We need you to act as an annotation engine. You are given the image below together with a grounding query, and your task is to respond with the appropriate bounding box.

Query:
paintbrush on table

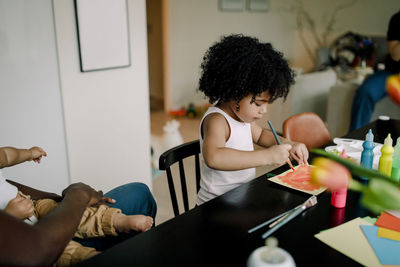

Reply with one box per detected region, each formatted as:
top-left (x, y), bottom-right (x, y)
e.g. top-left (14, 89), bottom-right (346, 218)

top-left (248, 208), bottom-right (295, 234)
top-left (267, 120), bottom-right (295, 171)
top-left (261, 195), bottom-right (317, 239)
top-left (248, 195), bottom-right (315, 233)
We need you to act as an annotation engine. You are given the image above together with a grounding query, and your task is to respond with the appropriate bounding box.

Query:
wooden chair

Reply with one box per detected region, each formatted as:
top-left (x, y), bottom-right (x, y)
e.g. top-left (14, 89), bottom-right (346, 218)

top-left (283, 112), bottom-right (332, 150)
top-left (158, 139), bottom-right (201, 217)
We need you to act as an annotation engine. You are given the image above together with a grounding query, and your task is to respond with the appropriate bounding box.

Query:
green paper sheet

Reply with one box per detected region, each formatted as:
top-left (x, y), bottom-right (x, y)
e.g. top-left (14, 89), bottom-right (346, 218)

top-left (363, 216), bottom-right (377, 225)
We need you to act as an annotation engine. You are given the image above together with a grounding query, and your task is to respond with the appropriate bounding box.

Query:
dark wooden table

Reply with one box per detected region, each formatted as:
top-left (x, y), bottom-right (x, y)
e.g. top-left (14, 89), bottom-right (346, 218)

top-left (78, 119), bottom-right (400, 267)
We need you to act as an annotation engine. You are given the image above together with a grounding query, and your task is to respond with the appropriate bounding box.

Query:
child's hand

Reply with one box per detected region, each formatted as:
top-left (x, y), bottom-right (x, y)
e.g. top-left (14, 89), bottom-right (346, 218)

top-left (265, 144), bottom-right (292, 165)
top-left (4, 196), bottom-right (35, 219)
top-left (29, 146), bottom-right (47, 163)
top-left (289, 142), bottom-right (309, 165)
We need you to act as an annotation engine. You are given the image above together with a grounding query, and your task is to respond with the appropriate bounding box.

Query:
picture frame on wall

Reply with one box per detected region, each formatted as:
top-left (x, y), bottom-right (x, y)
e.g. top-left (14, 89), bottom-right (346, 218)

top-left (247, 0), bottom-right (269, 12)
top-left (74, 0), bottom-right (131, 72)
top-left (218, 0), bottom-right (244, 12)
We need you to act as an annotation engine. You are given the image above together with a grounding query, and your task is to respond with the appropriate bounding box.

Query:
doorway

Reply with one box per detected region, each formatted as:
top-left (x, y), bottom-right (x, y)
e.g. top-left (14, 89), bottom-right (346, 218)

top-left (146, 0), bottom-right (168, 111)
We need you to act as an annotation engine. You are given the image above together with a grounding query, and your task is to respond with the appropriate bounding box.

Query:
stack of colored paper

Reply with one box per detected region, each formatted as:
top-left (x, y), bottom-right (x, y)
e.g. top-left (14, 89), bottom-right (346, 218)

top-left (360, 211), bottom-right (400, 265)
top-left (314, 212), bottom-right (400, 266)
top-left (375, 211), bottom-right (400, 241)
top-left (315, 218), bottom-right (381, 266)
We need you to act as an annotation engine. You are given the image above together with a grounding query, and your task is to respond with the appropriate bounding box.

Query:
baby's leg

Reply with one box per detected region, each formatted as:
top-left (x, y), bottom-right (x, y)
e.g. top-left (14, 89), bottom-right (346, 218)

top-left (34, 198), bottom-right (58, 218)
top-left (55, 240), bottom-right (99, 266)
top-left (75, 205), bottom-right (120, 238)
top-left (74, 205), bottom-right (153, 239)
top-left (113, 213), bottom-right (154, 233)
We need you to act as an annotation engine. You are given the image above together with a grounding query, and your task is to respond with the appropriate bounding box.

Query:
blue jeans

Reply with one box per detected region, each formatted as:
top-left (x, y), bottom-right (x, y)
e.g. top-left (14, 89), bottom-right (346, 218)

top-left (74, 182), bottom-right (157, 251)
top-left (349, 70), bottom-right (390, 132)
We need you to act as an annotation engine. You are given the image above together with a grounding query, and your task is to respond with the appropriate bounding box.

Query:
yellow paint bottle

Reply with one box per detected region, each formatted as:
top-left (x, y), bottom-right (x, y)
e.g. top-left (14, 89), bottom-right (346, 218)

top-left (378, 134), bottom-right (394, 176)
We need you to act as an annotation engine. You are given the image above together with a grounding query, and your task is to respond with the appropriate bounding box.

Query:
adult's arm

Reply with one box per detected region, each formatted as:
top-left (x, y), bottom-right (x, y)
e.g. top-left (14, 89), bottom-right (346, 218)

top-left (0, 183), bottom-right (104, 267)
top-left (6, 179), bottom-right (62, 201)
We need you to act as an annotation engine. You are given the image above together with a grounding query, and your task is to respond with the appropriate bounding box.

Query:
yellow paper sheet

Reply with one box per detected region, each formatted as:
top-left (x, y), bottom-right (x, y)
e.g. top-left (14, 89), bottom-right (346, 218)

top-left (377, 227), bottom-right (400, 241)
top-left (269, 165), bottom-right (326, 195)
top-left (315, 217), bottom-right (383, 266)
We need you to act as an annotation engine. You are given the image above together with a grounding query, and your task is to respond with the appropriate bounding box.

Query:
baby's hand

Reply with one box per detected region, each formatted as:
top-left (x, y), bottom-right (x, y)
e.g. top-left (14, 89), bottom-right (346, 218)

top-left (4, 196), bottom-right (35, 219)
top-left (266, 144), bottom-right (292, 165)
top-left (29, 146), bottom-right (47, 163)
top-left (289, 142), bottom-right (309, 165)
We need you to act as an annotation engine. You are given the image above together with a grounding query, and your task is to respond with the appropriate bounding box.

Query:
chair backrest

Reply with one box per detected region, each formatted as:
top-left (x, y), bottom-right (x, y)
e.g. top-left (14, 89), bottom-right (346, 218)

top-left (283, 112), bottom-right (332, 150)
top-left (158, 139), bottom-right (201, 217)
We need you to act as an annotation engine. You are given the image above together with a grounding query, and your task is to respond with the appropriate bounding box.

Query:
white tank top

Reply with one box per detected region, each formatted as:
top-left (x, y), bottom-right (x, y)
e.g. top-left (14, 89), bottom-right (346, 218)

top-left (197, 107), bottom-right (256, 205)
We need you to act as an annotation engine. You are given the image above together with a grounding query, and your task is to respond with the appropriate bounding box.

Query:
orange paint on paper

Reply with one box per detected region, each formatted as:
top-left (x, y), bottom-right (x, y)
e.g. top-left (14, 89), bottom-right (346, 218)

top-left (269, 165), bottom-right (326, 195)
top-left (278, 165), bottom-right (321, 191)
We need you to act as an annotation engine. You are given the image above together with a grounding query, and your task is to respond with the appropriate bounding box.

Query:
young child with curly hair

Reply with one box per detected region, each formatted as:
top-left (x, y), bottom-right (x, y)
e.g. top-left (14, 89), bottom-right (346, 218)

top-left (197, 34), bottom-right (309, 204)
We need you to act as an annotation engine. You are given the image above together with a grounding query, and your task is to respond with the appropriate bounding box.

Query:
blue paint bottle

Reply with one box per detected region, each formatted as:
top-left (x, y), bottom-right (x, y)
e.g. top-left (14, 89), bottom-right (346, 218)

top-left (360, 129), bottom-right (375, 181)
top-left (391, 137), bottom-right (400, 183)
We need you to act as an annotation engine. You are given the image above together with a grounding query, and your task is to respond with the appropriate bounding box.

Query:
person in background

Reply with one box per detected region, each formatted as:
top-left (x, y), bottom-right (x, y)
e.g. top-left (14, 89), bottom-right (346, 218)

top-left (349, 10), bottom-right (400, 131)
top-left (196, 34), bottom-right (309, 205)
top-left (0, 146), bottom-right (157, 266)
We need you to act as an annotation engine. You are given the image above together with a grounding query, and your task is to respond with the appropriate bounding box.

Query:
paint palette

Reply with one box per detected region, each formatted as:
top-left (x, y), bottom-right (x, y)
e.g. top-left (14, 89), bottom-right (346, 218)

top-left (325, 138), bottom-right (383, 169)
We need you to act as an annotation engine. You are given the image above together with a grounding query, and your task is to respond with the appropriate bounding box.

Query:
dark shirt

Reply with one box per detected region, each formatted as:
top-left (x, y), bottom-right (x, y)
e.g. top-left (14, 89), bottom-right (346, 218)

top-left (385, 11), bottom-right (400, 73)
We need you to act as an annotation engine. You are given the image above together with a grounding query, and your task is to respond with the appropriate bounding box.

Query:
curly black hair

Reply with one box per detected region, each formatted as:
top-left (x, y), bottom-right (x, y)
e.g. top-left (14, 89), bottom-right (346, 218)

top-left (198, 34), bottom-right (294, 104)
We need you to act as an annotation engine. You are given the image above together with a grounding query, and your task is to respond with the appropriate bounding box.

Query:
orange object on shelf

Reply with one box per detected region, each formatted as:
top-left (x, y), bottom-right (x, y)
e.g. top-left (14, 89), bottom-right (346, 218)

top-left (169, 109), bottom-right (186, 117)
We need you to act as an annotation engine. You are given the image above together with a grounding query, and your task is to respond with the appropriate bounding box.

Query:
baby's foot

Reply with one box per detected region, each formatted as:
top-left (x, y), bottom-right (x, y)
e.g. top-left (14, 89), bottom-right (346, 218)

top-left (114, 213), bottom-right (154, 233)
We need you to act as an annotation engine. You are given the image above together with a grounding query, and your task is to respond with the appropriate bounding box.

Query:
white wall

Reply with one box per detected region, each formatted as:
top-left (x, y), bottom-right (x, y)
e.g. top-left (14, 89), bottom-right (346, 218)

top-left (0, 0), bottom-right (70, 193)
top-left (53, 0), bottom-right (152, 192)
top-left (166, 0), bottom-right (399, 110)
top-left (0, 0), bottom-right (152, 194)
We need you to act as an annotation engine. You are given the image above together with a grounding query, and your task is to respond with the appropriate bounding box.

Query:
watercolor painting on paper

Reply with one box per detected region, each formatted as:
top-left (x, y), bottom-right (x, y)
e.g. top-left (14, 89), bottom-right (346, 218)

top-left (269, 165), bottom-right (326, 195)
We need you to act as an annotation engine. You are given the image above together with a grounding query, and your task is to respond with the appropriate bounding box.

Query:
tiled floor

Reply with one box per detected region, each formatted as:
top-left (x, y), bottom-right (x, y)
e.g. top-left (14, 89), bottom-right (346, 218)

top-left (150, 111), bottom-right (277, 225)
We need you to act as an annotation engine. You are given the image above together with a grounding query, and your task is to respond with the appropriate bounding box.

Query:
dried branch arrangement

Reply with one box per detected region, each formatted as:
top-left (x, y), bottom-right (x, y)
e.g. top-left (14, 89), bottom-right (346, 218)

top-left (290, 0), bottom-right (357, 63)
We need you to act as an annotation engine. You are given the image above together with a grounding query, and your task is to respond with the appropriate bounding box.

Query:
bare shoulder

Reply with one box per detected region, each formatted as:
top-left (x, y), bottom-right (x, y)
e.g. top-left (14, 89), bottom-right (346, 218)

top-left (203, 112), bottom-right (227, 126)
top-left (202, 112), bottom-right (230, 140)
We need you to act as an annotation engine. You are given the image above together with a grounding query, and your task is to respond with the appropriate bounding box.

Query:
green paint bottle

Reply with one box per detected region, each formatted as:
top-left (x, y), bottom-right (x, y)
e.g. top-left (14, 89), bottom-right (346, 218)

top-left (391, 137), bottom-right (400, 183)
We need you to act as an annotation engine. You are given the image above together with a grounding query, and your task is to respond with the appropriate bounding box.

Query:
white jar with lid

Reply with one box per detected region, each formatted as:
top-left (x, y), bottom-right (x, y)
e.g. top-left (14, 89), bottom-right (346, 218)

top-left (247, 237), bottom-right (295, 267)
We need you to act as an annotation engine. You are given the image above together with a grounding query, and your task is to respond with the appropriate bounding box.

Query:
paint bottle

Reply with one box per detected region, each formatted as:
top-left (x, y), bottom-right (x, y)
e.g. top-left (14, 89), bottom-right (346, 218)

top-left (331, 150), bottom-right (348, 208)
top-left (247, 237), bottom-right (295, 267)
top-left (391, 137), bottom-right (400, 183)
top-left (360, 129), bottom-right (375, 181)
top-left (378, 134), bottom-right (394, 176)
top-left (331, 188), bottom-right (347, 208)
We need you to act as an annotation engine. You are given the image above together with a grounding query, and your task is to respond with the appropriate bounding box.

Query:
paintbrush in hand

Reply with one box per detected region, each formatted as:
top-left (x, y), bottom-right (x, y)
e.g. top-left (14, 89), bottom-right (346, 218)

top-left (267, 120), bottom-right (295, 171)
